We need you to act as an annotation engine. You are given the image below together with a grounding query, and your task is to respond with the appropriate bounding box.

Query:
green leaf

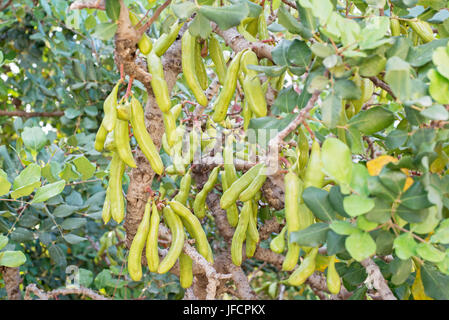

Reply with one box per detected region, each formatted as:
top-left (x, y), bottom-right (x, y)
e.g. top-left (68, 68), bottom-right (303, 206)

top-left (199, 2), bottom-right (249, 30)
top-left (0, 235), bottom-right (8, 250)
top-left (390, 258), bottom-right (412, 285)
top-left (321, 137), bottom-right (353, 191)
top-left (343, 195), bottom-right (375, 217)
top-left (290, 222), bottom-right (329, 247)
top-left (73, 156), bottom-right (96, 180)
top-left (359, 54), bottom-right (386, 77)
top-left (411, 206), bottom-right (440, 235)
top-left (272, 86), bottom-right (300, 113)
top-left (328, 185), bottom-right (351, 218)
top-left (407, 39), bottom-right (448, 67)
top-left (345, 230), bottom-right (376, 262)
top-left (421, 262), bottom-right (449, 300)
top-left (287, 39), bottom-right (311, 67)
top-left (385, 129), bottom-right (408, 149)
top-left (356, 215), bottom-right (378, 231)
top-left (246, 64), bottom-right (287, 77)
top-left (53, 204), bottom-right (79, 218)
top-left (63, 234), bottom-right (87, 245)
top-left (172, 2), bottom-right (197, 19)
top-left (334, 79), bottom-right (362, 100)
top-left (60, 218), bottom-right (87, 230)
top-left (0, 168), bottom-right (11, 196)
top-left (278, 5), bottom-right (311, 38)
top-left (271, 40), bottom-right (291, 66)
top-left (378, 167), bottom-right (407, 195)
top-left (373, 230), bottom-right (394, 255)
top-left (420, 105), bottom-right (449, 121)
top-left (348, 106), bottom-right (395, 135)
top-left (11, 163), bottom-right (41, 199)
top-left (393, 233), bottom-right (417, 260)
top-left (416, 242), bottom-right (445, 263)
top-left (431, 219), bottom-right (449, 244)
top-left (0, 250), bottom-right (26, 267)
top-left (365, 198), bottom-right (392, 224)
top-left (10, 227), bottom-right (34, 242)
top-left (330, 220), bottom-right (358, 235)
top-left (79, 268), bottom-right (94, 287)
top-left (399, 181), bottom-right (432, 210)
top-left (92, 22), bottom-right (118, 41)
top-left (302, 187), bottom-right (337, 222)
top-left (321, 92), bottom-right (342, 129)
top-left (105, 0), bottom-right (120, 21)
top-left (21, 127), bottom-right (47, 152)
top-left (428, 69), bottom-right (449, 104)
top-left (299, 0), bottom-right (333, 25)
top-left (32, 180), bottom-right (66, 203)
top-left (48, 244), bottom-right (66, 267)
top-left (432, 46), bottom-right (449, 80)
top-left (189, 12), bottom-right (212, 39)
top-left (326, 230), bottom-right (347, 255)
top-left (385, 56), bottom-right (412, 101)
top-left (350, 163), bottom-right (370, 197)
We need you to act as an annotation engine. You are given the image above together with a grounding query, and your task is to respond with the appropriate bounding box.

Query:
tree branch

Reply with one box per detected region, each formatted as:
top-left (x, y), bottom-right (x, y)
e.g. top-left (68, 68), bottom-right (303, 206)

top-left (0, 110), bottom-right (64, 117)
top-left (366, 76), bottom-right (396, 100)
top-left (360, 258), bottom-right (397, 300)
top-left (69, 0), bottom-right (105, 11)
top-left (24, 283), bottom-right (109, 300)
top-left (0, 266), bottom-right (21, 300)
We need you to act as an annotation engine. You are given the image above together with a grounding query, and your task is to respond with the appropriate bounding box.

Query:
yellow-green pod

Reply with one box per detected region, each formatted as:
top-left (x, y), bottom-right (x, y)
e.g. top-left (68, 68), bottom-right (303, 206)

top-left (270, 226), bottom-right (287, 254)
top-left (114, 119), bottom-right (137, 168)
top-left (220, 163), bottom-right (264, 210)
top-left (223, 135), bottom-right (238, 184)
top-left (303, 140), bottom-right (324, 188)
top-left (297, 126), bottom-right (309, 176)
top-left (390, 17), bottom-right (401, 37)
top-left (209, 34), bottom-right (227, 84)
top-left (146, 200), bottom-right (160, 272)
top-left (193, 166), bottom-right (220, 219)
top-left (246, 199), bottom-right (259, 243)
top-left (102, 188), bottom-right (111, 224)
top-left (221, 171), bottom-right (239, 228)
top-left (117, 100), bottom-right (131, 121)
top-left (282, 171), bottom-right (303, 271)
top-left (212, 50), bottom-right (245, 123)
top-left (326, 255), bottom-right (341, 294)
top-left (287, 247), bottom-right (318, 286)
top-left (195, 40), bottom-right (208, 90)
top-left (231, 200), bottom-right (252, 266)
top-left (130, 97), bottom-right (164, 175)
top-left (153, 21), bottom-right (184, 57)
top-left (181, 30), bottom-right (208, 106)
top-left (94, 124), bottom-right (108, 152)
top-left (104, 130), bottom-right (116, 151)
top-left (170, 103), bottom-right (183, 120)
top-left (147, 51), bottom-right (171, 113)
top-left (239, 165), bottom-right (267, 202)
top-left (162, 133), bottom-right (173, 156)
top-left (242, 75), bottom-right (267, 118)
top-left (245, 231), bottom-right (257, 258)
top-left (258, 10), bottom-right (269, 40)
top-left (163, 111), bottom-right (177, 147)
top-left (408, 20), bottom-right (434, 43)
top-left (103, 82), bottom-right (120, 132)
top-left (128, 198), bottom-right (152, 281)
top-left (242, 99), bottom-right (252, 130)
top-left (169, 200), bottom-right (213, 263)
top-left (179, 252), bottom-right (193, 288)
top-left (174, 168), bottom-right (192, 205)
top-left (109, 151), bottom-right (126, 223)
top-left (129, 10), bottom-right (153, 55)
top-left (158, 206), bottom-right (185, 274)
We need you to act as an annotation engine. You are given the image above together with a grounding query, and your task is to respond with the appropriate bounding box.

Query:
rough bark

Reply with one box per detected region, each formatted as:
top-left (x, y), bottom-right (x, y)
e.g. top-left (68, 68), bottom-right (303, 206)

top-left (1, 266), bottom-right (21, 300)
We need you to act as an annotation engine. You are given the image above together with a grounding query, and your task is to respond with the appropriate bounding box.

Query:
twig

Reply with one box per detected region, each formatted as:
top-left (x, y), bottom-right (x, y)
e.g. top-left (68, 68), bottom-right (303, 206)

top-left (136, 0), bottom-right (172, 37)
top-left (366, 76), bottom-right (396, 100)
